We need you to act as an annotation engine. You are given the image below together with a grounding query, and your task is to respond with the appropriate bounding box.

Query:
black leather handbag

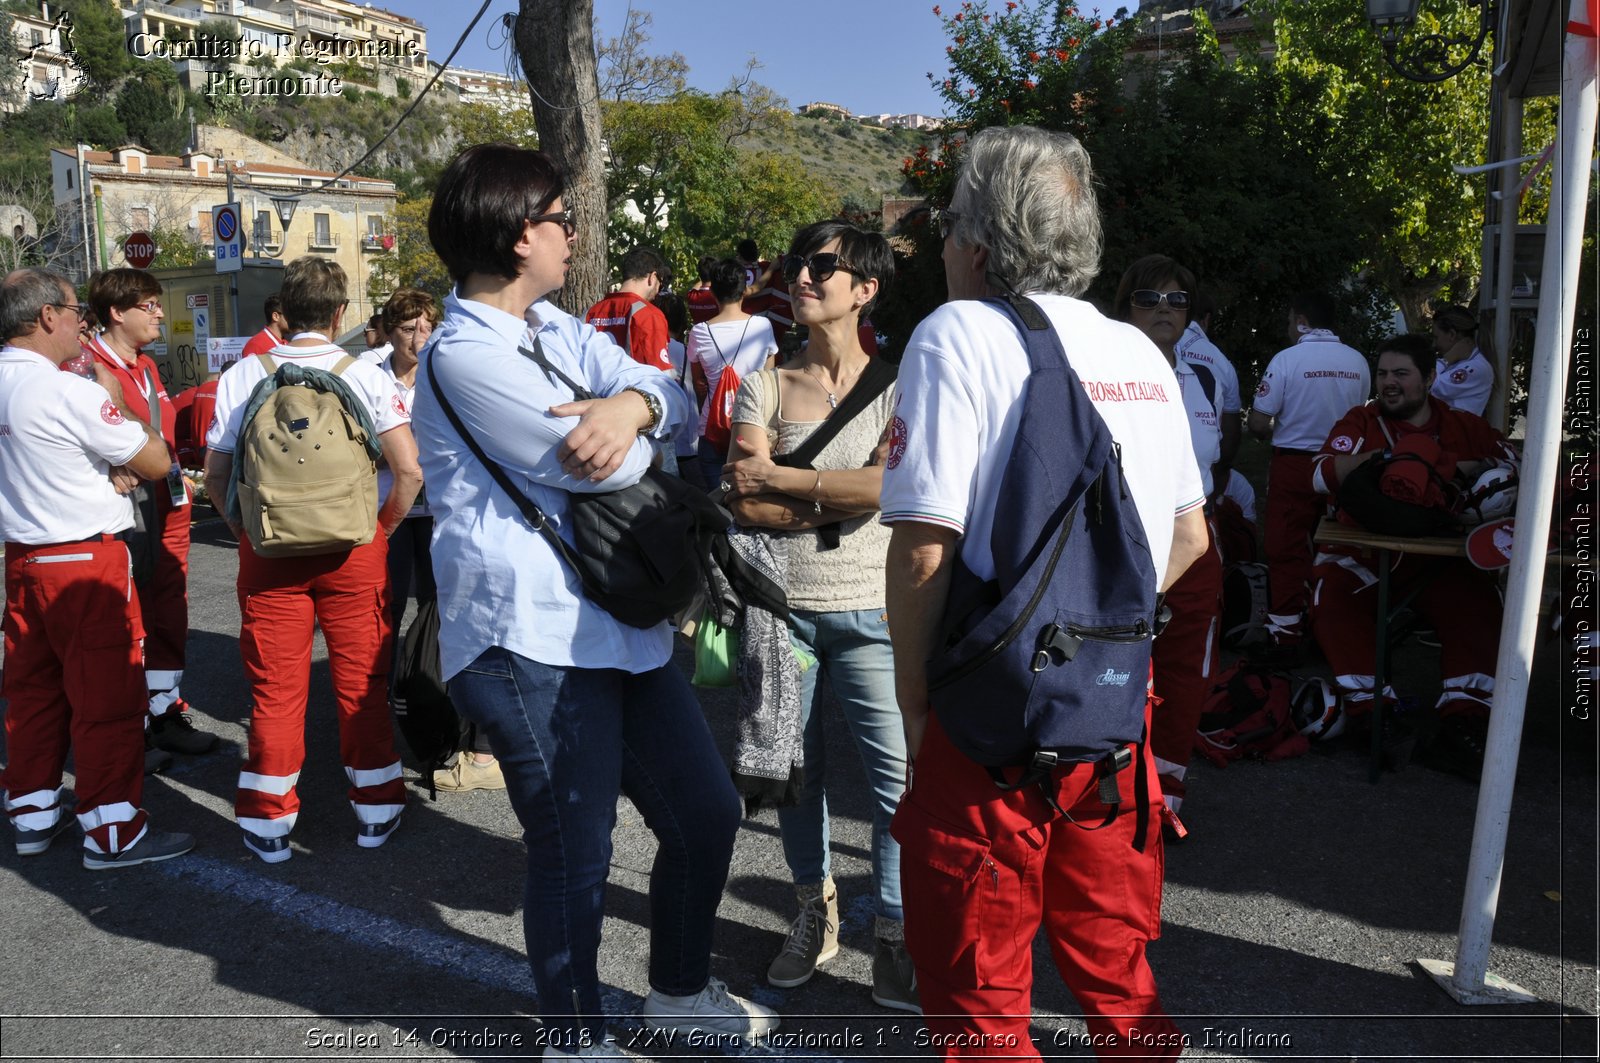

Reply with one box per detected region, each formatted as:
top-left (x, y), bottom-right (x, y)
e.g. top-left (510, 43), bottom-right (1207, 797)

top-left (426, 340), bottom-right (730, 629)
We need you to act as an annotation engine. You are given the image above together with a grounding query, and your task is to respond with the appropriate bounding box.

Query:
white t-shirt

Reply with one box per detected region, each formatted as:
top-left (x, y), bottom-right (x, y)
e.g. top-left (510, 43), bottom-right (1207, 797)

top-left (359, 343), bottom-right (392, 365)
top-left (1175, 357), bottom-right (1222, 498)
top-left (1176, 321), bottom-right (1241, 413)
top-left (1223, 468), bottom-right (1257, 522)
top-left (663, 337), bottom-right (700, 458)
top-left (206, 342), bottom-right (409, 454)
top-left (1431, 348), bottom-right (1494, 417)
top-left (375, 353), bottom-right (428, 517)
top-left (0, 346), bottom-right (147, 544)
top-left (686, 316), bottom-right (778, 434)
top-left (880, 296), bottom-right (1205, 590)
top-left (1252, 331), bottom-right (1370, 451)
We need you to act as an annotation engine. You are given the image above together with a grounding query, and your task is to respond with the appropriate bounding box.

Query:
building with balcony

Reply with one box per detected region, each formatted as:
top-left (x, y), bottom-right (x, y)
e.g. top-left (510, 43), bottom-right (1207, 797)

top-left (50, 125), bottom-right (396, 329)
top-left (798, 101), bottom-right (853, 120)
top-left (4, 1), bottom-right (88, 112)
top-left (438, 64), bottom-right (528, 112)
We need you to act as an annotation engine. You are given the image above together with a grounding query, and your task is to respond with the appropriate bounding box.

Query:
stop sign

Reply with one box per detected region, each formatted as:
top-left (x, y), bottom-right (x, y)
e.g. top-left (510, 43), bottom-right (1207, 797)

top-left (123, 231), bottom-right (156, 269)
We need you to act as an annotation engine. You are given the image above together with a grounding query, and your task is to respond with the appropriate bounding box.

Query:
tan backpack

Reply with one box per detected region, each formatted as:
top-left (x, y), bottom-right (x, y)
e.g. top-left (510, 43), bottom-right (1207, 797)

top-left (235, 354), bottom-right (378, 557)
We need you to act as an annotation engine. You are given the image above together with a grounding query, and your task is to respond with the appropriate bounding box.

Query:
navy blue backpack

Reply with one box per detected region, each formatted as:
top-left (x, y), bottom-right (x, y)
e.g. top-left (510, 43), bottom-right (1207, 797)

top-left (926, 294), bottom-right (1160, 835)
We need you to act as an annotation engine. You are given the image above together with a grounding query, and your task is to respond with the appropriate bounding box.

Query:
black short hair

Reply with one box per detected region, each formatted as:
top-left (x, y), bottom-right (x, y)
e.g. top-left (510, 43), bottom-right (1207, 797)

top-left (1377, 333), bottom-right (1436, 378)
top-left (429, 143), bottom-right (567, 283)
top-left (736, 238), bottom-right (759, 262)
top-left (787, 219), bottom-right (894, 320)
top-left (655, 292), bottom-right (688, 336)
top-left (696, 254), bottom-right (717, 282)
top-left (263, 294), bottom-right (281, 319)
top-left (1291, 291), bottom-right (1338, 330)
top-left (621, 247), bottom-right (670, 285)
top-left (710, 258), bottom-right (746, 305)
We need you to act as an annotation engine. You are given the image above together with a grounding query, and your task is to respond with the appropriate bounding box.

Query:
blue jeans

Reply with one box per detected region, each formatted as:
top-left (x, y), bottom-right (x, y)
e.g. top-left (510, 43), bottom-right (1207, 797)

top-left (448, 648), bottom-right (741, 1039)
top-left (776, 607), bottom-right (907, 922)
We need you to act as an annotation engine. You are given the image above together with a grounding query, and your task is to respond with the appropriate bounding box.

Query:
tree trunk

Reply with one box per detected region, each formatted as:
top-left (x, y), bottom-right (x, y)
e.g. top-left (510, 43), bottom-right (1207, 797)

top-left (516, 0), bottom-right (607, 314)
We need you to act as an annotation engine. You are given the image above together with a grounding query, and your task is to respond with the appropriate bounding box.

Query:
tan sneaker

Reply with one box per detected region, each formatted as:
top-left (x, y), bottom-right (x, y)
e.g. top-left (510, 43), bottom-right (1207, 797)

top-left (432, 756), bottom-right (505, 793)
top-left (766, 877), bottom-right (839, 988)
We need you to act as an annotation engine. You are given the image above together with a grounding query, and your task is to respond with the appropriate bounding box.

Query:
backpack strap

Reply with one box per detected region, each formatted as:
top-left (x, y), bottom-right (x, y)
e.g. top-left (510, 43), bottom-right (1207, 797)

top-left (330, 354), bottom-right (357, 378)
top-left (256, 353), bottom-right (278, 374)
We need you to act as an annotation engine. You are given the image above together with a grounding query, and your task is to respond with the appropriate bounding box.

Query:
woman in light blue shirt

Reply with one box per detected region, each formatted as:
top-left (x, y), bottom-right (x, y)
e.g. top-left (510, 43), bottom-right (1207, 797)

top-left (409, 144), bottom-right (777, 1059)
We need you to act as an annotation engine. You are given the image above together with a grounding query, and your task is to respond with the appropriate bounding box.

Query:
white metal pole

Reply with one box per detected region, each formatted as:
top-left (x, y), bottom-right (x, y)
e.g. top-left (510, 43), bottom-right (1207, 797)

top-left (1419, 0), bottom-right (1599, 1005)
top-left (1490, 98), bottom-right (1520, 432)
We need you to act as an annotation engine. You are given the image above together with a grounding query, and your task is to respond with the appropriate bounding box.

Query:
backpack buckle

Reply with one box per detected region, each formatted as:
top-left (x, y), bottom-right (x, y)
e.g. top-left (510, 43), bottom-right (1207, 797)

top-left (1032, 624), bottom-right (1083, 672)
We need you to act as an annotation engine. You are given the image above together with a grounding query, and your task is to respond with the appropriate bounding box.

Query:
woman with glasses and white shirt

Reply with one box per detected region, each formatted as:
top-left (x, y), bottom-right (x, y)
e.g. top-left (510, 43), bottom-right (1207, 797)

top-left (84, 268), bottom-right (217, 762)
top-left (719, 220), bottom-right (917, 1014)
top-left (410, 143), bottom-right (776, 1058)
top-left (686, 258), bottom-right (778, 482)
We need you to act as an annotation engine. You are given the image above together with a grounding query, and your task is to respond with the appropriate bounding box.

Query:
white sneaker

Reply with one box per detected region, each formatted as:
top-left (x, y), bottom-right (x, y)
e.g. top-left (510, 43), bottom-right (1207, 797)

top-left (640, 978), bottom-right (779, 1042)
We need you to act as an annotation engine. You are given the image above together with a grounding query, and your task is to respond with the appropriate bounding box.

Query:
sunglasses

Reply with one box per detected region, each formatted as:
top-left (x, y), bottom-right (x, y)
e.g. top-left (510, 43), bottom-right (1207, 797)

top-left (782, 252), bottom-right (859, 285)
top-left (528, 208), bottom-right (577, 238)
top-left (1129, 289), bottom-right (1191, 310)
top-left (930, 208), bottom-right (961, 240)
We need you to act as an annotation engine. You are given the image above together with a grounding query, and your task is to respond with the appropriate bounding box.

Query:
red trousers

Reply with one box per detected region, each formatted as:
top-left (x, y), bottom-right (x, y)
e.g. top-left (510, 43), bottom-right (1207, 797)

top-left (1263, 452), bottom-right (1323, 640)
top-left (1311, 553), bottom-right (1499, 715)
top-left (2, 538), bottom-right (149, 854)
top-left (234, 533), bottom-right (405, 839)
top-left (141, 484), bottom-right (191, 712)
top-left (894, 712), bottom-right (1182, 1061)
top-left (1150, 522), bottom-right (1223, 807)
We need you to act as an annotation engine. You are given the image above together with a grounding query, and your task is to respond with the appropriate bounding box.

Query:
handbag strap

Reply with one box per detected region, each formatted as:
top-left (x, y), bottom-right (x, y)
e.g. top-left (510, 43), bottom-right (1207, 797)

top-left (424, 350), bottom-right (590, 585)
top-left (777, 356), bottom-right (898, 470)
top-left (518, 335), bottom-right (595, 400)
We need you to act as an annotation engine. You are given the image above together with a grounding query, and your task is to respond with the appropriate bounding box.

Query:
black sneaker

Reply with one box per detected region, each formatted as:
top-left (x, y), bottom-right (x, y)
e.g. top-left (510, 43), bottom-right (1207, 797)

top-left (82, 830), bottom-right (194, 870)
top-left (1424, 716), bottom-right (1489, 782)
top-left (144, 732), bottom-right (173, 775)
top-left (150, 710), bottom-right (218, 756)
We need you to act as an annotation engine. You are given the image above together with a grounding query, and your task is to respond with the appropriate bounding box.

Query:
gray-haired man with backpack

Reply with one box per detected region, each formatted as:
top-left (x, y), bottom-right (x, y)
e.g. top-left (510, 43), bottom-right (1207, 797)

top-left (881, 126), bottom-right (1209, 1060)
top-left (204, 256), bottom-right (422, 864)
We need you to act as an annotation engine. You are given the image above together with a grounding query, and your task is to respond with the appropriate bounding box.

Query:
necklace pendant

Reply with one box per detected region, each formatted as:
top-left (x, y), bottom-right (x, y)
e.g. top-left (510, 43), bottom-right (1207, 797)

top-left (827, 392), bottom-right (838, 408)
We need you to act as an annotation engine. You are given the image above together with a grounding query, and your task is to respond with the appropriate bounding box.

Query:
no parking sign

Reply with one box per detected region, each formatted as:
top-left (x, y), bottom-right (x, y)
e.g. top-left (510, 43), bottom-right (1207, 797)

top-left (213, 202), bottom-right (243, 274)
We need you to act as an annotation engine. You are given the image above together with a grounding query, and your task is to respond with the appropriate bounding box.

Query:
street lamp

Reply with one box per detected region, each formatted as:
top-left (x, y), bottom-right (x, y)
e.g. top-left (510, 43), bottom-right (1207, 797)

top-left (1365, 0), bottom-right (1497, 82)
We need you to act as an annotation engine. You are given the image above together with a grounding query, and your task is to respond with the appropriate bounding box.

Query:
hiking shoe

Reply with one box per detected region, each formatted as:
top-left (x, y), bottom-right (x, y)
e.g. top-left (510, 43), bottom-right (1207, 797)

top-left (83, 830), bottom-right (194, 870)
top-left (640, 978), bottom-right (779, 1041)
top-left (150, 709), bottom-right (218, 755)
top-left (144, 731), bottom-right (173, 775)
top-left (766, 879), bottom-right (839, 988)
top-left (15, 814), bottom-right (72, 856)
top-left (356, 815), bottom-right (401, 849)
top-left (871, 932), bottom-right (921, 1014)
top-left (243, 830), bottom-right (292, 864)
top-left (433, 756), bottom-right (506, 793)
top-left (1424, 715), bottom-right (1489, 783)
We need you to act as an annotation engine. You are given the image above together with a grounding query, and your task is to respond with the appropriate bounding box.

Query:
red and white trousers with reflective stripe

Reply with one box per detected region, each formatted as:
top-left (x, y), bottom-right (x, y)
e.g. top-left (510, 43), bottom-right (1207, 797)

top-left (2, 537), bottom-right (149, 854)
top-left (233, 532), bottom-right (404, 838)
top-left (142, 483), bottom-right (192, 716)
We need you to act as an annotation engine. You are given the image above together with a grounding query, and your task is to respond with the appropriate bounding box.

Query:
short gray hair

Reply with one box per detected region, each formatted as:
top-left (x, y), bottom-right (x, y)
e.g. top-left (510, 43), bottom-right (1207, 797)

top-left (947, 125), bottom-right (1102, 297)
top-left (0, 268), bottom-right (71, 343)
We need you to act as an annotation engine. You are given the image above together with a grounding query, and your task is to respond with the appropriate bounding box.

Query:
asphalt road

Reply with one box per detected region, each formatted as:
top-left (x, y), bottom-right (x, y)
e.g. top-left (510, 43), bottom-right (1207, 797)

top-left (0, 513), bottom-right (1595, 1062)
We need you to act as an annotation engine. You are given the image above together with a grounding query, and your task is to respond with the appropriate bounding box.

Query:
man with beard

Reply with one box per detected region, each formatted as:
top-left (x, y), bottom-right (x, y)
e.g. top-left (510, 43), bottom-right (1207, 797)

top-left (1308, 334), bottom-right (1517, 781)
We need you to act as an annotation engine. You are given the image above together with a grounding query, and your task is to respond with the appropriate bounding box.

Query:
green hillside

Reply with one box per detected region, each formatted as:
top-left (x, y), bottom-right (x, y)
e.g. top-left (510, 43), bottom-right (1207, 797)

top-left (743, 115), bottom-right (931, 212)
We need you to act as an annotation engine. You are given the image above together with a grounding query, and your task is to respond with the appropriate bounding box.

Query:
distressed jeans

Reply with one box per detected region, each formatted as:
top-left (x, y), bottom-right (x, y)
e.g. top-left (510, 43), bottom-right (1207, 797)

top-left (448, 647), bottom-right (741, 1040)
top-left (776, 607), bottom-right (907, 921)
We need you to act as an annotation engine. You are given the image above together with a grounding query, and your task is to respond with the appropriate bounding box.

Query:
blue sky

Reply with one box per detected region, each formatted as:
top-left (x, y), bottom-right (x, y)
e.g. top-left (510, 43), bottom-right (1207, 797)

top-left (372, 1), bottom-right (1134, 117)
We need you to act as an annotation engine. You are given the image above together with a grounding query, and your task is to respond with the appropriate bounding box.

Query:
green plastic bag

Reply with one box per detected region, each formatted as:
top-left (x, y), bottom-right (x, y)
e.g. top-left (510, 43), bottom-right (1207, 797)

top-left (692, 612), bottom-right (737, 687)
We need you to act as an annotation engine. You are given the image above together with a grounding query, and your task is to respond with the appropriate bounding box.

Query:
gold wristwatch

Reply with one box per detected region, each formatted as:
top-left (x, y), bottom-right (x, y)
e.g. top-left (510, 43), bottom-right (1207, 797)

top-left (624, 386), bottom-right (662, 434)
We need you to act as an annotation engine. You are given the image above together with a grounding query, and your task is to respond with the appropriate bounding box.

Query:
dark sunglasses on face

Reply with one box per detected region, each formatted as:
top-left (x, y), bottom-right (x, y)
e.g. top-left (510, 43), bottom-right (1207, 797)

top-left (1130, 289), bottom-right (1191, 310)
top-left (528, 208), bottom-right (577, 238)
top-left (782, 252), bottom-right (859, 285)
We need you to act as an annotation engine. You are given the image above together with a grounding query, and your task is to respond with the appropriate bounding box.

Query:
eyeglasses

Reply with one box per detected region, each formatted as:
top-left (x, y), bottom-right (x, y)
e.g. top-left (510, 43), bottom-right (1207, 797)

top-left (782, 252), bottom-right (860, 285)
top-left (528, 208), bottom-right (577, 238)
top-left (1129, 289), bottom-right (1191, 311)
top-left (47, 302), bottom-right (87, 320)
top-left (930, 208), bottom-right (962, 240)
top-left (129, 300), bottom-right (162, 315)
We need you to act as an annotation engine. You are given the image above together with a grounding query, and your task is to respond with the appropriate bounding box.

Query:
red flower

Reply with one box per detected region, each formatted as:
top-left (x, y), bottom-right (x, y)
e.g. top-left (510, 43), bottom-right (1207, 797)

top-left (953, 11), bottom-right (963, 21)
top-left (943, 78), bottom-right (953, 89)
top-left (982, 13), bottom-right (990, 21)
top-left (1001, 98), bottom-right (1012, 110)
top-left (1029, 51), bottom-right (1041, 62)
top-left (1007, 1), bottom-right (1018, 9)
top-left (1055, 48), bottom-right (1069, 60)
top-left (955, 35), bottom-right (965, 43)
top-left (932, 4), bottom-right (940, 12)
top-left (1023, 79), bottom-right (1036, 90)
top-left (968, 87), bottom-right (976, 97)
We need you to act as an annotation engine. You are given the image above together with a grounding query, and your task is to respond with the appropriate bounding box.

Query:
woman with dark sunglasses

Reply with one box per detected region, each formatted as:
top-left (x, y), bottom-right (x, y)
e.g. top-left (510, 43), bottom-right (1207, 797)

top-left (719, 220), bottom-right (918, 1014)
top-left (1114, 255), bottom-right (1225, 836)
